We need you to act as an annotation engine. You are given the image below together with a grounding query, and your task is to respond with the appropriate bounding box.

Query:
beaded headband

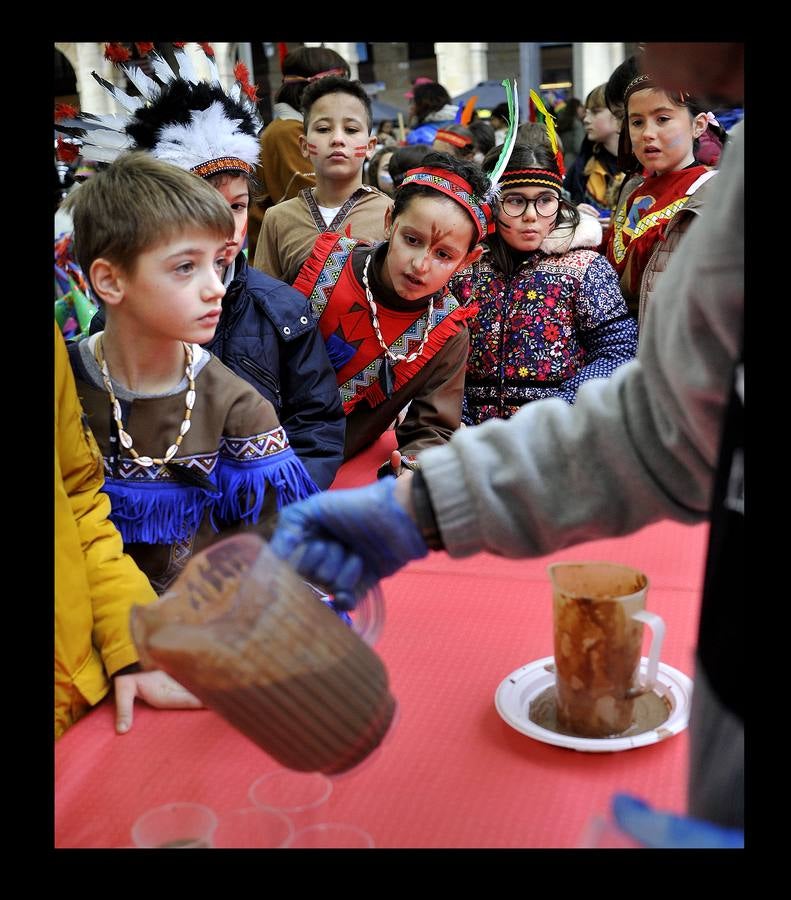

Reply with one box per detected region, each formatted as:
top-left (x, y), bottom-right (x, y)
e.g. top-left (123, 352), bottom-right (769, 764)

top-left (498, 167), bottom-right (563, 192)
top-left (282, 67), bottom-right (348, 84)
top-left (54, 43), bottom-right (263, 177)
top-left (624, 72), bottom-right (690, 107)
top-left (398, 166), bottom-right (495, 240)
top-left (434, 129), bottom-right (473, 149)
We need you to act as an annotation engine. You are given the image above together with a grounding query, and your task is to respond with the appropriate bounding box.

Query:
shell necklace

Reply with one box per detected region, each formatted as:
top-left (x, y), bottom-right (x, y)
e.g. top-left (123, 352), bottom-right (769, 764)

top-left (362, 251), bottom-right (435, 363)
top-left (94, 334), bottom-right (195, 467)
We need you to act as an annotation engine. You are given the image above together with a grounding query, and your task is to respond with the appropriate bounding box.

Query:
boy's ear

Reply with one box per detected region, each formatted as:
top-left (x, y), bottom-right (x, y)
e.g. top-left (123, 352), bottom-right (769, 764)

top-left (89, 258), bottom-right (125, 307)
top-left (384, 205), bottom-right (393, 238)
top-left (298, 133), bottom-right (311, 160)
top-left (365, 134), bottom-right (378, 158)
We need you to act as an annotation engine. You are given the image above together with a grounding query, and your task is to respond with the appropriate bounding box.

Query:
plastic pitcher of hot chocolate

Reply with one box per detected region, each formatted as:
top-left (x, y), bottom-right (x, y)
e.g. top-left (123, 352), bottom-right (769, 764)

top-left (130, 533), bottom-right (396, 775)
top-left (549, 562), bottom-right (666, 739)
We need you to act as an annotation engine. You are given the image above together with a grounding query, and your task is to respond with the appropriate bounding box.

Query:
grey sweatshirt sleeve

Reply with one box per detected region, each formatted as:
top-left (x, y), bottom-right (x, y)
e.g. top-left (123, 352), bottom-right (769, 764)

top-left (417, 126), bottom-right (744, 560)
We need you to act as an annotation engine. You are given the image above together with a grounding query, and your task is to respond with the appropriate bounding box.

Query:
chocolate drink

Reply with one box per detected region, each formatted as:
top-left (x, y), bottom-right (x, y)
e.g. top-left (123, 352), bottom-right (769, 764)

top-left (131, 535), bottom-right (396, 774)
top-left (553, 594), bottom-right (643, 738)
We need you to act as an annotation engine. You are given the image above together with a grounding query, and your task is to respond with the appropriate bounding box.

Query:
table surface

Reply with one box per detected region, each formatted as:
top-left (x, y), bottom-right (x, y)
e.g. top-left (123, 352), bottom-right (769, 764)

top-left (55, 431), bottom-right (708, 849)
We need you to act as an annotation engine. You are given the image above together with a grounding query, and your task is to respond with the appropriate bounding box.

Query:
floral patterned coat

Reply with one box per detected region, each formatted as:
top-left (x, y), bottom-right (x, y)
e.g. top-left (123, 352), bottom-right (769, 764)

top-left (451, 214), bottom-right (637, 425)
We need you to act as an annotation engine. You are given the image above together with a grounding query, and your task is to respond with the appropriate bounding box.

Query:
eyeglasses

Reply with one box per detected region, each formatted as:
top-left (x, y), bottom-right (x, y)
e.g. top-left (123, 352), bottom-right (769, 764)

top-left (500, 193), bottom-right (560, 218)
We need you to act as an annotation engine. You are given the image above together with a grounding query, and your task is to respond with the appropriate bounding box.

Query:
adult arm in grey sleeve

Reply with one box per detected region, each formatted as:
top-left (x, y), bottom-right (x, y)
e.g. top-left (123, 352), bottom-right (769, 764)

top-left (418, 127), bottom-right (744, 560)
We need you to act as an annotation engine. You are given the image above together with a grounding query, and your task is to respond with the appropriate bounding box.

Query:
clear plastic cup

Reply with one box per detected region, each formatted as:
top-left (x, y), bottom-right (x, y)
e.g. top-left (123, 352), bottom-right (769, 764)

top-left (249, 770), bottom-right (333, 830)
top-left (213, 807), bottom-right (294, 849)
top-left (285, 823), bottom-right (375, 849)
top-left (131, 802), bottom-right (218, 849)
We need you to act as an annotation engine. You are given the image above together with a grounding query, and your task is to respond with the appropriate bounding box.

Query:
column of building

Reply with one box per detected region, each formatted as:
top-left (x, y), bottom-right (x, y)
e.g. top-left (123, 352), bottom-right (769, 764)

top-left (573, 42), bottom-right (626, 102)
top-left (434, 42), bottom-right (488, 97)
top-left (56, 42), bottom-right (126, 115)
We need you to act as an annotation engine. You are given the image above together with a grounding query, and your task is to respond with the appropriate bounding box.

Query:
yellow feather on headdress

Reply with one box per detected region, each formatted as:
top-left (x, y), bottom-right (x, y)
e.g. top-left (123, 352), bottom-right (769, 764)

top-left (529, 89), bottom-right (565, 177)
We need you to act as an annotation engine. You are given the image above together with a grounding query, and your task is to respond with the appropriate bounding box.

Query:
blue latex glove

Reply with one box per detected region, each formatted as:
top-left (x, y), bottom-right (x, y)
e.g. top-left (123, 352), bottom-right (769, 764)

top-left (270, 477), bottom-right (428, 611)
top-left (612, 794), bottom-right (744, 849)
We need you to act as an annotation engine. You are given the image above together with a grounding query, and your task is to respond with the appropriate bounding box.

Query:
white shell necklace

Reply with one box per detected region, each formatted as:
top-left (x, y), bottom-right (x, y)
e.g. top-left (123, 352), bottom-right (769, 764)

top-left (94, 334), bottom-right (195, 467)
top-left (362, 251), bottom-right (435, 363)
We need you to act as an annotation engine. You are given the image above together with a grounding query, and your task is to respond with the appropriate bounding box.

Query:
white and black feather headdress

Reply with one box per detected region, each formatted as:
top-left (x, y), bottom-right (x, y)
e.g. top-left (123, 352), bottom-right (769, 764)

top-left (55, 42), bottom-right (263, 179)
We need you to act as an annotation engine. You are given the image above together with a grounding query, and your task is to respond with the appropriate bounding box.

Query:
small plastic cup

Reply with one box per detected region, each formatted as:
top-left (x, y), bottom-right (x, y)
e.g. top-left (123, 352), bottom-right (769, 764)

top-left (213, 807), bottom-right (294, 849)
top-left (131, 802), bottom-right (218, 849)
top-left (249, 770), bottom-right (333, 830)
top-left (285, 823), bottom-right (375, 849)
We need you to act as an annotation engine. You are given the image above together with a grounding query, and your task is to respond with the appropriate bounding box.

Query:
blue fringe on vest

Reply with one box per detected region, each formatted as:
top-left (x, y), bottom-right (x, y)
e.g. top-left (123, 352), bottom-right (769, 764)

top-left (102, 477), bottom-right (219, 545)
top-left (210, 448), bottom-right (319, 529)
top-left (102, 449), bottom-right (317, 546)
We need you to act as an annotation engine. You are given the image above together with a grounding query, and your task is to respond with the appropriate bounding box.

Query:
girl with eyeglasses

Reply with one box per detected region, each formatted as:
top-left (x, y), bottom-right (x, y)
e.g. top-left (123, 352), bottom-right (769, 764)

top-left (450, 141), bottom-right (638, 425)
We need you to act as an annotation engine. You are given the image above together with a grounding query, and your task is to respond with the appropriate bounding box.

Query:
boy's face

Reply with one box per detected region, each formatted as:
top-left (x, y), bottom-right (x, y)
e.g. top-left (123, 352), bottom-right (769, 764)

top-left (381, 196), bottom-right (481, 302)
top-left (97, 229), bottom-right (228, 344)
top-left (299, 92), bottom-right (377, 181)
top-left (213, 174), bottom-right (249, 265)
top-left (583, 104), bottom-right (620, 144)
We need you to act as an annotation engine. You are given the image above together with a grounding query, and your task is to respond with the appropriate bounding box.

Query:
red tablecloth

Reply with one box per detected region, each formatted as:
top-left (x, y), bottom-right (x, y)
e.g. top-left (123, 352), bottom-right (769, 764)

top-left (55, 432), bottom-right (708, 848)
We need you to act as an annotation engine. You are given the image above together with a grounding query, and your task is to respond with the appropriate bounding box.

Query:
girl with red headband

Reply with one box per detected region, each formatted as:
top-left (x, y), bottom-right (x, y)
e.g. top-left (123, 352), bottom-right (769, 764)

top-left (451, 141), bottom-right (638, 425)
top-left (292, 152), bottom-right (491, 477)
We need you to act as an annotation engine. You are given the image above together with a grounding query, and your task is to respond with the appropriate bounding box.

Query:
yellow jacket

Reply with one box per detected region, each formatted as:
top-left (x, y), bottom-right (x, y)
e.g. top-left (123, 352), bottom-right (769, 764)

top-left (54, 324), bottom-right (156, 738)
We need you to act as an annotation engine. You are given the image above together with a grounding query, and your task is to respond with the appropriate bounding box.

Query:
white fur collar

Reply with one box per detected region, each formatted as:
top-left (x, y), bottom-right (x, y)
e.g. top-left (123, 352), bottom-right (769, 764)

top-left (540, 213), bottom-right (602, 255)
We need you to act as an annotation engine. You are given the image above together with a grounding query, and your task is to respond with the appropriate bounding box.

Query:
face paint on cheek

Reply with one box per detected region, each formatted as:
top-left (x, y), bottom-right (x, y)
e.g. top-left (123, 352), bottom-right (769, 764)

top-left (307, 143), bottom-right (319, 155)
top-left (354, 146), bottom-right (369, 158)
top-left (241, 221), bottom-right (248, 238)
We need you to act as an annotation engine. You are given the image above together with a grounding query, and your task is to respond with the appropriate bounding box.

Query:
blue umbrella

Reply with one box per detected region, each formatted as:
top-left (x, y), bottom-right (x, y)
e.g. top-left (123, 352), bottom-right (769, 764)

top-left (370, 98), bottom-right (405, 126)
top-left (452, 80), bottom-right (508, 112)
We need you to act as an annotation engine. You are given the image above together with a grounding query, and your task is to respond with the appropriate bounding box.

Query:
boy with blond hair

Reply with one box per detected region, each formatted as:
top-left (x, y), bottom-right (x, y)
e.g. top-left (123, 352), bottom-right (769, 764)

top-left (254, 76), bottom-right (391, 284)
top-left (65, 152), bottom-right (317, 593)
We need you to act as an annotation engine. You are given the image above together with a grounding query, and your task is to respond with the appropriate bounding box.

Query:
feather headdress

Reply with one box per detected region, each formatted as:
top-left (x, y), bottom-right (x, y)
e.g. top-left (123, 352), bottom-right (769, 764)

top-left (529, 88), bottom-right (565, 177)
top-left (483, 79), bottom-right (519, 201)
top-left (55, 43), bottom-right (264, 178)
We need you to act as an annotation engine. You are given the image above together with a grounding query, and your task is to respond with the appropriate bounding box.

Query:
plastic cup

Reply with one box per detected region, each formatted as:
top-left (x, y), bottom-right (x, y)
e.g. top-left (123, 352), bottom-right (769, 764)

top-left (249, 770), bottom-right (333, 830)
top-left (285, 823), bottom-right (375, 849)
top-left (131, 802), bottom-right (218, 849)
top-left (213, 807), bottom-right (294, 849)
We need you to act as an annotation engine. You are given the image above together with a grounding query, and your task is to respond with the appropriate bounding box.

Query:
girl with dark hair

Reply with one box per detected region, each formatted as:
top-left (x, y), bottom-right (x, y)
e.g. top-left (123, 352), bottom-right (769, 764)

top-left (606, 73), bottom-right (727, 330)
top-left (406, 82), bottom-right (459, 145)
top-left (451, 141), bottom-right (637, 425)
top-left (247, 46), bottom-right (350, 257)
top-left (292, 152), bottom-right (492, 476)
